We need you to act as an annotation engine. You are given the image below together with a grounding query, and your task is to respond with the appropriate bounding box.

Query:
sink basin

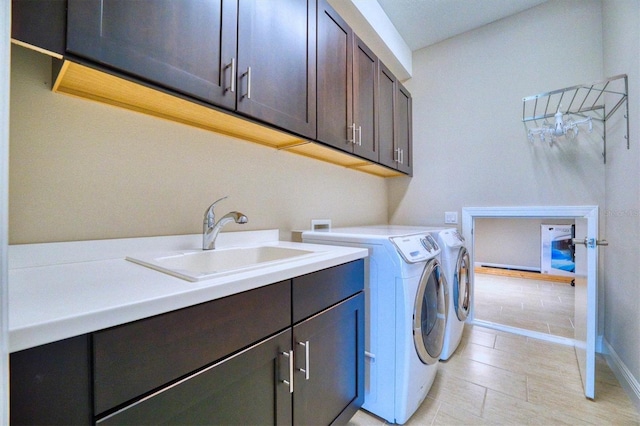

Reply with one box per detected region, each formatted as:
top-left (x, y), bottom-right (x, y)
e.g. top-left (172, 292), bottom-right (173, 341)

top-left (126, 246), bottom-right (319, 282)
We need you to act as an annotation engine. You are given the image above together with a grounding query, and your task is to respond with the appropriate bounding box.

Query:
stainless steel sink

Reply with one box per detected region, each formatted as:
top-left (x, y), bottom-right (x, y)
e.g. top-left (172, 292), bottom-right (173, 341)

top-left (126, 246), bottom-right (319, 282)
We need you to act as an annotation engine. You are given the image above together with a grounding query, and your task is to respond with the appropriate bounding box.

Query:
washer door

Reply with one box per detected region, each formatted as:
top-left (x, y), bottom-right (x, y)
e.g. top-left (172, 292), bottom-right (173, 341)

top-left (454, 247), bottom-right (471, 321)
top-left (413, 259), bottom-right (448, 365)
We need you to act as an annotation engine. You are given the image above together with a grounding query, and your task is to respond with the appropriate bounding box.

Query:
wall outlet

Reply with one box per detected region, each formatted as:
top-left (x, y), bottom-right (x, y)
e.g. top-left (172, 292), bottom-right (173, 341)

top-left (444, 211), bottom-right (458, 224)
top-left (311, 219), bottom-right (332, 231)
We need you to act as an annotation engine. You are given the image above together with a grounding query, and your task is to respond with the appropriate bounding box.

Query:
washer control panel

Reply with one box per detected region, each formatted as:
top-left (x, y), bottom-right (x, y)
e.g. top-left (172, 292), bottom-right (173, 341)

top-left (390, 234), bottom-right (440, 263)
top-left (439, 229), bottom-right (465, 247)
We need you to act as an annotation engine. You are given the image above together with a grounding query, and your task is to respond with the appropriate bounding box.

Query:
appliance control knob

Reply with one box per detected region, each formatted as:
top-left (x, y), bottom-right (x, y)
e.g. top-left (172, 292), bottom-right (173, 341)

top-left (420, 237), bottom-right (432, 251)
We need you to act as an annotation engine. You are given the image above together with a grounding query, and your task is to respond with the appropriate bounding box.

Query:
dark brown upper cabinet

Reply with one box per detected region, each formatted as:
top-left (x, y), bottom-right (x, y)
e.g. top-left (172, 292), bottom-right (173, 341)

top-left (11, 0), bottom-right (66, 57)
top-left (67, 0), bottom-right (239, 110)
top-left (378, 61), bottom-right (413, 175)
top-left (378, 61), bottom-right (397, 169)
top-left (352, 36), bottom-right (379, 162)
top-left (317, 0), bottom-right (352, 152)
top-left (317, 0), bottom-right (378, 162)
top-left (67, 0), bottom-right (317, 139)
top-left (395, 81), bottom-right (413, 175)
top-left (236, 0), bottom-right (317, 139)
top-left (15, 0), bottom-right (410, 176)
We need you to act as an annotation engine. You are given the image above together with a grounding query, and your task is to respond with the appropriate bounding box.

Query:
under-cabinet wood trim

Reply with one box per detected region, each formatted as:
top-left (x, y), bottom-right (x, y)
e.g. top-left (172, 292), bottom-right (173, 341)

top-left (51, 59), bottom-right (404, 178)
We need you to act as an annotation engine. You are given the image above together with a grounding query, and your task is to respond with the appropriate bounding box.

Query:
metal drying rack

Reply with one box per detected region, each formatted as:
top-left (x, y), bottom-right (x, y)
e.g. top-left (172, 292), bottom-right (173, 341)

top-left (522, 74), bottom-right (629, 163)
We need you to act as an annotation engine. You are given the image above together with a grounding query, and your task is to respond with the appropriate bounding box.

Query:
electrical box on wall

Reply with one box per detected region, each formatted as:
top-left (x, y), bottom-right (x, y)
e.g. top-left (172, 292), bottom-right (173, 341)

top-left (311, 219), bottom-right (332, 232)
top-left (444, 212), bottom-right (458, 224)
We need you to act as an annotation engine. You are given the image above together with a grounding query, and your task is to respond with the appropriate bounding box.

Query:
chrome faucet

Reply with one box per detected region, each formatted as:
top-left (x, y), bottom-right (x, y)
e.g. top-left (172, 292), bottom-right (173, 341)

top-left (203, 197), bottom-right (248, 250)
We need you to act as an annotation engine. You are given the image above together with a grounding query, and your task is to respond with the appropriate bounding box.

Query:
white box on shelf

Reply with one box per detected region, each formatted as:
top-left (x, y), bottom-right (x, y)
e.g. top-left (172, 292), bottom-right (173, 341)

top-left (541, 224), bottom-right (575, 277)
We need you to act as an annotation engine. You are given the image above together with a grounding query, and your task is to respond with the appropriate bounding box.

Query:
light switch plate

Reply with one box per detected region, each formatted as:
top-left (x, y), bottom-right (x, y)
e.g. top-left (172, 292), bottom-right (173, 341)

top-left (444, 212), bottom-right (458, 224)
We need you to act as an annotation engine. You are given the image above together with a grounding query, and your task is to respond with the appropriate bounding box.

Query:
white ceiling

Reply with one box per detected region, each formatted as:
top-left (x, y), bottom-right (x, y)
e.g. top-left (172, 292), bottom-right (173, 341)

top-left (376, 0), bottom-right (549, 51)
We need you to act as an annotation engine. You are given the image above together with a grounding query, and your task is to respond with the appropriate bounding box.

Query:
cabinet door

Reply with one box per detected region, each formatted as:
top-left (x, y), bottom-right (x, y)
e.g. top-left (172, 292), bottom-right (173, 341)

top-left (10, 335), bottom-right (92, 426)
top-left (66, 0), bottom-right (238, 109)
top-left (236, 0), bottom-right (317, 139)
top-left (317, 0), bottom-right (353, 151)
top-left (292, 293), bottom-right (365, 425)
top-left (396, 82), bottom-right (413, 175)
top-left (353, 36), bottom-right (378, 162)
top-left (97, 329), bottom-right (293, 425)
top-left (378, 61), bottom-right (397, 169)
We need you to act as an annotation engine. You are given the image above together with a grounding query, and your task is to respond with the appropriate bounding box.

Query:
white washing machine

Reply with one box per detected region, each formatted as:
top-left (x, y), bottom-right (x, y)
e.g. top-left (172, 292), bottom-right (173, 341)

top-left (302, 226), bottom-right (448, 424)
top-left (428, 228), bottom-right (471, 361)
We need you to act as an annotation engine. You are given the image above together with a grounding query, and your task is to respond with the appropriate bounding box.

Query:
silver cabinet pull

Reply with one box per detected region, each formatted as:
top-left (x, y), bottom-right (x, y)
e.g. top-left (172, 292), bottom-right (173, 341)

top-left (357, 126), bottom-right (362, 146)
top-left (242, 67), bottom-right (252, 99)
top-left (572, 237), bottom-right (609, 248)
top-left (349, 123), bottom-right (356, 144)
top-left (297, 341), bottom-right (310, 380)
top-left (281, 350), bottom-right (294, 393)
top-left (225, 58), bottom-right (236, 93)
top-left (395, 148), bottom-right (403, 164)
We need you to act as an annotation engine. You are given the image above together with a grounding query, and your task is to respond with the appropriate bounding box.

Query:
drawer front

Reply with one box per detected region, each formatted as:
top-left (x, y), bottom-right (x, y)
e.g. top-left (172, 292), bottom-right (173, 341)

top-left (292, 260), bottom-right (364, 324)
top-left (97, 329), bottom-right (292, 426)
top-left (93, 280), bottom-right (291, 415)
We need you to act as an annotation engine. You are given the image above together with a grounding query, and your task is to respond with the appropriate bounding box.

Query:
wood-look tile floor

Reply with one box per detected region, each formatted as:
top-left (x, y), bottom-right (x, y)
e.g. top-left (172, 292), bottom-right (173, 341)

top-left (348, 325), bottom-right (640, 425)
top-left (473, 273), bottom-right (575, 338)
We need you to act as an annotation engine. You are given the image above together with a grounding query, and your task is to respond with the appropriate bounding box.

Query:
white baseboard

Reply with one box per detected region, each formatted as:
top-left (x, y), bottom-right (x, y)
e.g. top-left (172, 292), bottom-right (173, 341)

top-left (474, 262), bottom-right (540, 272)
top-left (603, 339), bottom-right (640, 414)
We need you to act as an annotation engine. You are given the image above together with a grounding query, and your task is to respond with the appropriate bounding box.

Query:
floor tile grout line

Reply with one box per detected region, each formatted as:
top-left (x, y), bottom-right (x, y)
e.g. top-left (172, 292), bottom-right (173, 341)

top-left (479, 386), bottom-right (488, 419)
top-left (429, 399), bottom-right (442, 426)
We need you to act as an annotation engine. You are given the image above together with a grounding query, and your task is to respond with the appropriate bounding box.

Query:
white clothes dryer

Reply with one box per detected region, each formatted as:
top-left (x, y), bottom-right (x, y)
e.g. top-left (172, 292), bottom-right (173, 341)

top-left (429, 228), bottom-right (471, 361)
top-left (302, 226), bottom-right (448, 424)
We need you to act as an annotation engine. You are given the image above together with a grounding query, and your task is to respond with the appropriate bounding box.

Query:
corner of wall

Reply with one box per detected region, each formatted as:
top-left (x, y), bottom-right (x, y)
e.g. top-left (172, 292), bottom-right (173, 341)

top-left (327, 0), bottom-right (412, 79)
top-left (603, 338), bottom-right (640, 415)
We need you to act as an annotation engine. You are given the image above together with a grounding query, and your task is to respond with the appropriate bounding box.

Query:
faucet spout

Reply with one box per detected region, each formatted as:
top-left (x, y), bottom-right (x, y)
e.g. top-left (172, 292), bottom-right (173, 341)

top-left (203, 198), bottom-right (248, 250)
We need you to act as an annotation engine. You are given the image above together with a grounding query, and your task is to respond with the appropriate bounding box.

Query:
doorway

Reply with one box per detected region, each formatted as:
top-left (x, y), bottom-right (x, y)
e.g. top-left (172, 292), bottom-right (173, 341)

top-left (461, 206), bottom-right (599, 352)
top-left (472, 217), bottom-right (576, 340)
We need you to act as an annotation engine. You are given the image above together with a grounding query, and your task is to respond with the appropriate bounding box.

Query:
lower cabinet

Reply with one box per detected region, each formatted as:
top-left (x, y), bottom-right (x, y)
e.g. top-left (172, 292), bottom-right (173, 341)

top-left (293, 293), bottom-right (364, 425)
top-left (9, 260), bottom-right (364, 425)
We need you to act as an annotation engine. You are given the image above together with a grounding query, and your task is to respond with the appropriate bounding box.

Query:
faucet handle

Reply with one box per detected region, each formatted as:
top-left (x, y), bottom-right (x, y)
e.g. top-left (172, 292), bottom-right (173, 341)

top-left (204, 196), bottom-right (229, 224)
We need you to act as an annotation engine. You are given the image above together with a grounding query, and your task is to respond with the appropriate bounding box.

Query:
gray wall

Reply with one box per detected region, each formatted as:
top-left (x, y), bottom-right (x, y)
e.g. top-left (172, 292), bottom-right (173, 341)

top-left (602, 0), bottom-right (640, 409)
top-left (9, 47), bottom-right (389, 244)
top-left (388, 1), bottom-right (605, 226)
top-left (474, 218), bottom-right (574, 270)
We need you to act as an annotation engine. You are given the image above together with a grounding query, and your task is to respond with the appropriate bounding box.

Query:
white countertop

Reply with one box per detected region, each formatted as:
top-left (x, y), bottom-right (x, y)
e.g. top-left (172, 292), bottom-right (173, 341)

top-left (8, 230), bottom-right (367, 352)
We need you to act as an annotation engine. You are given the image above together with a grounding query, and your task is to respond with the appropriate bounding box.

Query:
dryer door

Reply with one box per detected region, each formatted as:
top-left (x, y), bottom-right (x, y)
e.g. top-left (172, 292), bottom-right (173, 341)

top-left (413, 259), bottom-right (447, 365)
top-left (455, 247), bottom-right (471, 321)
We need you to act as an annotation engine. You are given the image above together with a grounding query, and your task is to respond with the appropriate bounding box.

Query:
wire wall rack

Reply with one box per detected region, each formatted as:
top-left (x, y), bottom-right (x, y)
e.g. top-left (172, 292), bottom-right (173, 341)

top-left (522, 74), bottom-right (629, 163)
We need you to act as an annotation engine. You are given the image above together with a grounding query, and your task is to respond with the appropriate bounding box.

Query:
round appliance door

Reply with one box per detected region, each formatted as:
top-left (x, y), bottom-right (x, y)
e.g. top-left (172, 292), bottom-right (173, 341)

top-left (413, 259), bottom-right (448, 365)
top-left (455, 247), bottom-right (471, 321)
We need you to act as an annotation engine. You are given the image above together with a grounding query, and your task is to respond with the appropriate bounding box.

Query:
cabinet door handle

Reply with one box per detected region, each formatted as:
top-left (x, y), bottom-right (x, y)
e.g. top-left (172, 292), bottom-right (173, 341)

top-left (400, 149), bottom-right (404, 164)
top-left (225, 58), bottom-right (236, 93)
top-left (394, 148), bottom-right (400, 162)
top-left (242, 66), bottom-right (252, 99)
top-left (281, 350), bottom-right (294, 393)
top-left (297, 341), bottom-right (310, 380)
top-left (349, 123), bottom-right (356, 144)
top-left (357, 126), bottom-right (362, 146)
